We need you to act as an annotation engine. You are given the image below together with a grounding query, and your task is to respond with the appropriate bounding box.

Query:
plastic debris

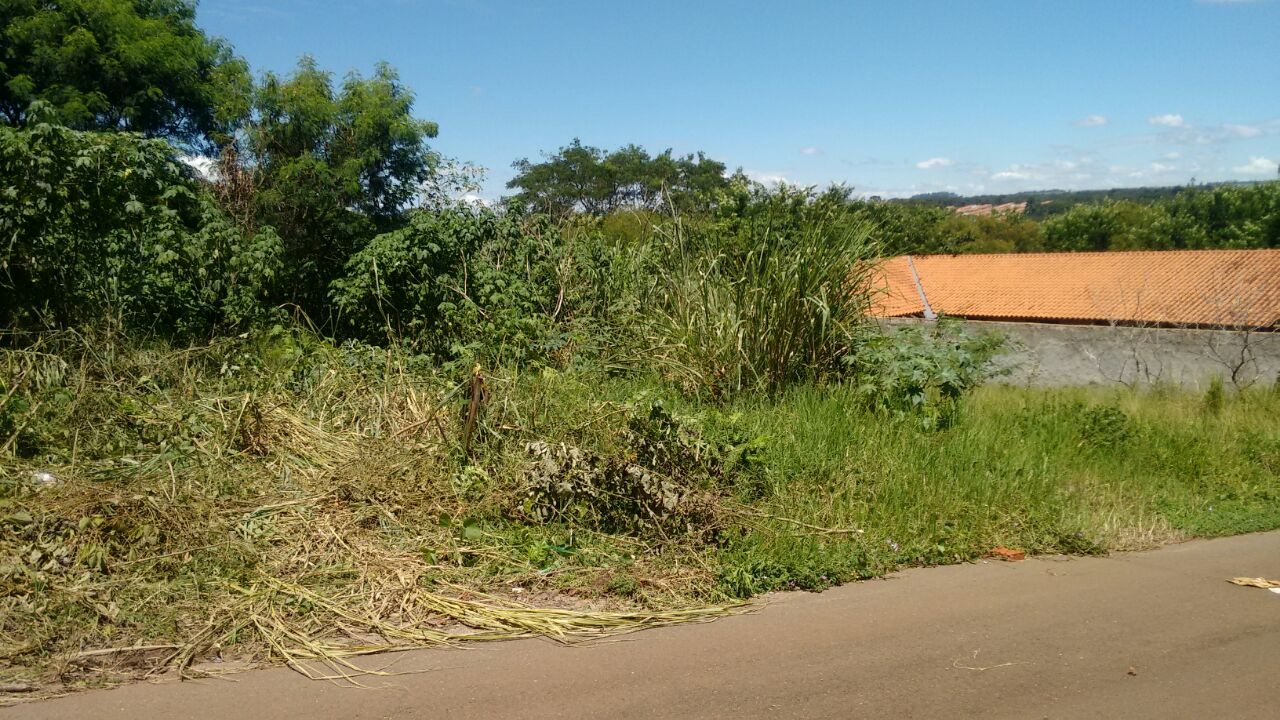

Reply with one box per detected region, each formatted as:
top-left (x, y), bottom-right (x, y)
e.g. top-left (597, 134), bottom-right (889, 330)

top-left (989, 546), bottom-right (1026, 561)
top-left (28, 471), bottom-right (57, 488)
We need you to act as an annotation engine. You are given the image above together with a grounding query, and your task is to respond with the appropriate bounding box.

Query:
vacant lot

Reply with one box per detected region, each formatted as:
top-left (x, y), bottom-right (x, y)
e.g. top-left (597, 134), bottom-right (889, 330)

top-left (4, 330), bottom-right (1278, 696)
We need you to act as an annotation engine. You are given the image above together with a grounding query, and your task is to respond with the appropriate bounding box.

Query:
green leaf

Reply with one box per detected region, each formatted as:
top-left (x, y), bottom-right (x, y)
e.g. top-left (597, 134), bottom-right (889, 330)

top-left (5, 511), bottom-right (35, 526)
top-left (461, 518), bottom-right (482, 541)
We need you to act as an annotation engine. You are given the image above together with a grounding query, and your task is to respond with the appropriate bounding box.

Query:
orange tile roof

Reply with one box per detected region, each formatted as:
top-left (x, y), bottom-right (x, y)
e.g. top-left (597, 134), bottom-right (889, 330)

top-left (952, 202), bottom-right (1027, 217)
top-left (871, 249), bottom-right (1280, 328)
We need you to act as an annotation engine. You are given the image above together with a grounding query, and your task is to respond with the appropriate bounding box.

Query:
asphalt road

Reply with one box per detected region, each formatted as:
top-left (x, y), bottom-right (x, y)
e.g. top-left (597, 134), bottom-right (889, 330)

top-left (7, 531), bottom-right (1279, 719)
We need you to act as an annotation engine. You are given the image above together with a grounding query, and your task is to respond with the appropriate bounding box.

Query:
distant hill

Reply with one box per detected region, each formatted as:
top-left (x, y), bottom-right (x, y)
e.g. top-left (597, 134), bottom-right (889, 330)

top-left (902, 182), bottom-right (1264, 220)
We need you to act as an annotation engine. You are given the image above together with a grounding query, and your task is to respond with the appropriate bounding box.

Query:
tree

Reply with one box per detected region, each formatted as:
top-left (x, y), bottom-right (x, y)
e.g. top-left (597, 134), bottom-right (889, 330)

top-left (1165, 183), bottom-right (1280, 249)
top-left (1041, 202), bottom-right (1129, 252)
top-left (507, 139), bottom-right (728, 216)
top-left (237, 57), bottom-right (439, 320)
top-left (848, 200), bottom-right (955, 255)
top-left (508, 139), bottom-right (611, 216)
top-left (0, 0), bottom-right (249, 149)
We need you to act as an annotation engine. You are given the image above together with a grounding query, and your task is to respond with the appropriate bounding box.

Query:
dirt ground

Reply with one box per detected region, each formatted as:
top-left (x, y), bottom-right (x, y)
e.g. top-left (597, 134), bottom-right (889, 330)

top-left (6, 531), bottom-right (1279, 719)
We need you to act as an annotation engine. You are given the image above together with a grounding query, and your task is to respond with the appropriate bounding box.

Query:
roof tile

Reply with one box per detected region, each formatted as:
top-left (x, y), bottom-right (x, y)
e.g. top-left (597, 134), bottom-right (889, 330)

top-left (871, 249), bottom-right (1280, 328)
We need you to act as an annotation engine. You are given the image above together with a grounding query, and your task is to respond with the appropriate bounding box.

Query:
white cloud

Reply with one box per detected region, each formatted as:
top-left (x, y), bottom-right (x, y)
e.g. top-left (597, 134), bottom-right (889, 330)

top-left (745, 170), bottom-right (792, 186)
top-left (1149, 113), bottom-right (1187, 128)
top-left (1163, 152), bottom-right (1182, 160)
top-left (1075, 114), bottom-right (1108, 127)
top-left (1224, 123), bottom-right (1263, 138)
top-left (1233, 156), bottom-right (1277, 175)
top-left (1157, 119), bottom-right (1280, 146)
top-left (1126, 162), bottom-right (1179, 179)
top-left (915, 157), bottom-right (953, 170)
top-left (799, 146), bottom-right (819, 156)
top-left (459, 192), bottom-right (491, 207)
top-left (976, 159), bottom-right (1109, 188)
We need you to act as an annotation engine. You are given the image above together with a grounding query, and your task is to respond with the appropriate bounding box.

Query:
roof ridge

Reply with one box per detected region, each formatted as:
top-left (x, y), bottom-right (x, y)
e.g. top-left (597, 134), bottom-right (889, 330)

top-left (906, 248), bottom-right (1280, 261)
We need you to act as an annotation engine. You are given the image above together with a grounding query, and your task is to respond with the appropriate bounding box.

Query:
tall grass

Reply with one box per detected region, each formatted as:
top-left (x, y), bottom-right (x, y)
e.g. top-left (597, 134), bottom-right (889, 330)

top-left (646, 211), bottom-right (878, 396)
top-left (716, 382), bottom-right (1280, 594)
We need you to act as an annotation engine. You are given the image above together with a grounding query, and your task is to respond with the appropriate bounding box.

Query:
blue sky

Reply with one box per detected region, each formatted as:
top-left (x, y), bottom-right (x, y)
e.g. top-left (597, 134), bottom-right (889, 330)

top-left (198, 0), bottom-right (1280, 199)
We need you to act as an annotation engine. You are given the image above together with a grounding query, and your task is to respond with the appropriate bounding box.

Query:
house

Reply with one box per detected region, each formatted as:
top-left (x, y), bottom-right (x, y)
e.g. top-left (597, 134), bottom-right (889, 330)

top-left (951, 202), bottom-right (1028, 217)
top-left (871, 249), bottom-right (1280, 387)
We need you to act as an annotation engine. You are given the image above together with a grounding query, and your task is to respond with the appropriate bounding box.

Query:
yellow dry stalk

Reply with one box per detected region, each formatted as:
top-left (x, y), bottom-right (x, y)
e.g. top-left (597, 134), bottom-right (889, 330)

top-left (194, 573), bottom-right (747, 683)
top-left (1227, 577), bottom-right (1280, 589)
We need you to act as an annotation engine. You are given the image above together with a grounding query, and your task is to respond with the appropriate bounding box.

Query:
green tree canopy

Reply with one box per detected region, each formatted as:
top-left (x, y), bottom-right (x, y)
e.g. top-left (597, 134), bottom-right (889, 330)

top-left (239, 57), bottom-right (440, 320)
top-left (0, 0), bottom-right (249, 149)
top-left (507, 139), bottom-right (729, 216)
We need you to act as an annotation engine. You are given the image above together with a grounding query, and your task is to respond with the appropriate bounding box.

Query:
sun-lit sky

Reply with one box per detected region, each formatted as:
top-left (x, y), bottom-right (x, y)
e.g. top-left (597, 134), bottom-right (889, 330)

top-left (197, 0), bottom-right (1280, 199)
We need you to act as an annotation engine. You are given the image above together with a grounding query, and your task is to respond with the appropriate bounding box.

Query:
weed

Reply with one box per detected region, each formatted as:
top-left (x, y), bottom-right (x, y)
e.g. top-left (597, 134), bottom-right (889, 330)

top-left (605, 573), bottom-right (640, 597)
top-left (848, 318), bottom-right (1005, 430)
top-left (1077, 404), bottom-right (1132, 448)
top-left (1203, 375), bottom-right (1225, 416)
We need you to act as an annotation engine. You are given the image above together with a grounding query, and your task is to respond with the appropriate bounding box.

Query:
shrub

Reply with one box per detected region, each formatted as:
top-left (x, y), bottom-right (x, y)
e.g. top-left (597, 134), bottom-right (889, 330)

top-left (520, 401), bottom-right (737, 537)
top-left (849, 319), bottom-right (1005, 429)
top-left (332, 205), bottom-right (574, 364)
top-left (0, 121), bottom-right (281, 334)
top-left (1077, 404), bottom-right (1131, 448)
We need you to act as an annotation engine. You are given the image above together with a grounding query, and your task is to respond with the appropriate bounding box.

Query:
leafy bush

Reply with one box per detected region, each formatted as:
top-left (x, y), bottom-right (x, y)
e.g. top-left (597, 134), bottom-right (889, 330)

top-left (0, 121), bottom-right (281, 333)
top-left (849, 319), bottom-right (1005, 429)
top-left (241, 58), bottom-right (442, 319)
top-left (332, 205), bottom-right (577, 363)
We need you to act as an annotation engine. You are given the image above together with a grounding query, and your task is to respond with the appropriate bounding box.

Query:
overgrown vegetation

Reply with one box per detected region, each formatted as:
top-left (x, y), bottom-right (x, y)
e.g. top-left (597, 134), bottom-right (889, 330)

top-left (4, 330), bottom-right (1278, 693)
top-left (3, 0), bottom-right (1279, 699)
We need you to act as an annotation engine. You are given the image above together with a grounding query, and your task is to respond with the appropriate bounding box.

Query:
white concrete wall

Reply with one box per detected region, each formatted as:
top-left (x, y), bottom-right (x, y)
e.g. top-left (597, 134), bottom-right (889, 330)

top-left (884, 319), bottom-right (1280, 389)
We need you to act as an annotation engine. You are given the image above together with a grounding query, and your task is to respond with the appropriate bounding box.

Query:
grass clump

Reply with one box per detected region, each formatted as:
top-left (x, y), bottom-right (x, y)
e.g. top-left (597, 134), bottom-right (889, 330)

top-left (646, 200), bottom-right (878, 397)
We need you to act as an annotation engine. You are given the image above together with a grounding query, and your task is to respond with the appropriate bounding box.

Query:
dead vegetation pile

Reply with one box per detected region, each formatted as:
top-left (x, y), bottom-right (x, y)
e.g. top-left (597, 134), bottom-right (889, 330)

top-left (0, 331), bottom-right (743, 697)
